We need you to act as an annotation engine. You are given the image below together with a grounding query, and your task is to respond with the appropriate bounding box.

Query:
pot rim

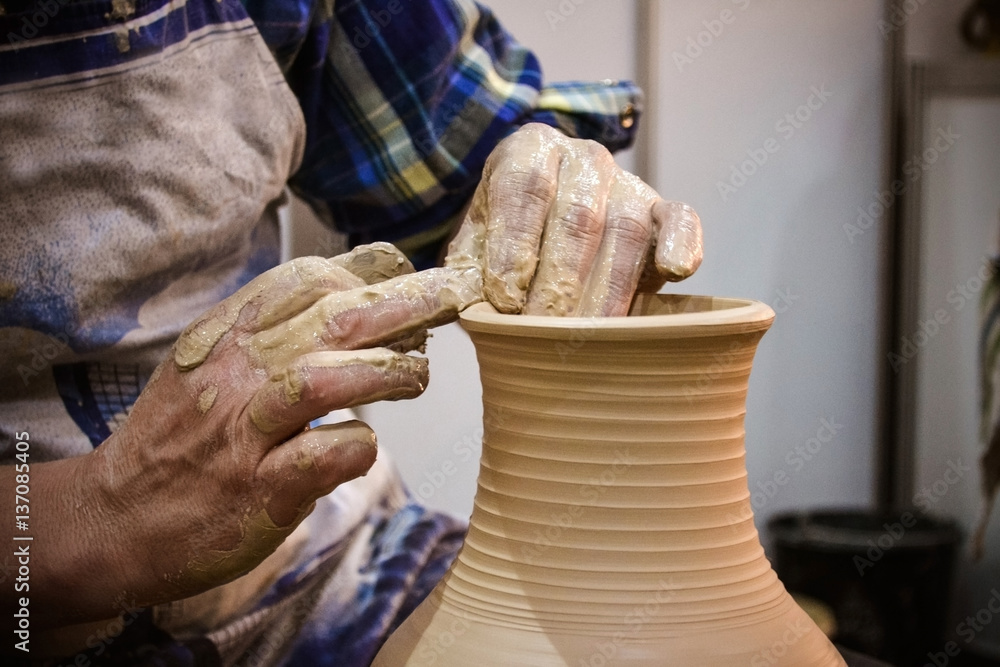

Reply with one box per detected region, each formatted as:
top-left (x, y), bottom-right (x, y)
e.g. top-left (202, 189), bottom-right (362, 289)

top-left (460, 293), bottom-right (775, 339)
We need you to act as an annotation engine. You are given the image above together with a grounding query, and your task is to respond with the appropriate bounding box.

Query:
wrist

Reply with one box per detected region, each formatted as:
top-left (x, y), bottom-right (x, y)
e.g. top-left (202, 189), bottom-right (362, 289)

top-left (28, 449), bottom-right (152, 629)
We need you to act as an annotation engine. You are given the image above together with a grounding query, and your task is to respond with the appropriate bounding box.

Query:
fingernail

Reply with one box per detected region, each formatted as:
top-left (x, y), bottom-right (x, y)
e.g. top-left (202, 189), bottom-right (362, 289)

top-left (312, 420), bottom-right (378, 479)
top-left (655, 202), bottom-right (704, 280)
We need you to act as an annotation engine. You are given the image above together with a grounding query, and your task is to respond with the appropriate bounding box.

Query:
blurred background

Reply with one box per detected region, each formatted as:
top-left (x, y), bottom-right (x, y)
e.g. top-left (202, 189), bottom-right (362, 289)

top-left (284, 1), bottom-right (1000, 664)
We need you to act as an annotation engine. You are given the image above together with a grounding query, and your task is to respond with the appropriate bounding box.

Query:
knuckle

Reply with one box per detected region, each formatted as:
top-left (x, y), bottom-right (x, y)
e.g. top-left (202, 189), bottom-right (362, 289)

top-left (493, 169), bottom-right (556, 226)
top-left (607, 263), bottom-right (637, 291)
top-left (288, 255), bottom-right (333, 286)
top-left (608, 213), bottom-right (652, 248)
top-left (616, 169), bottom-right (658, 199)
top-left (582, 138), bottom-right (613, 161)
top-left (519, 122), bottom-right (555, 140)
top-left (321, 309), bottom-right (357, 349)
top-left (558, 202), bottom-right (602, 242)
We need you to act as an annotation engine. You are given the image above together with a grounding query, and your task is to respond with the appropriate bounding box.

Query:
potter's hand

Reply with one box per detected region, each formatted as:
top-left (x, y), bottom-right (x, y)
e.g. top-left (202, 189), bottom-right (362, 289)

top-left (26, 244), bottom-right (478, 628)
top-left (446, 123), bottom-right (703, 317)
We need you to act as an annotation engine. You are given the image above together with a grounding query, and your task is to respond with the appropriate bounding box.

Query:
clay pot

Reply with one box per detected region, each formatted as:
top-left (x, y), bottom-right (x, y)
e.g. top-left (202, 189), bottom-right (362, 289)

top-left (374, 294), bottom-right (846, 666)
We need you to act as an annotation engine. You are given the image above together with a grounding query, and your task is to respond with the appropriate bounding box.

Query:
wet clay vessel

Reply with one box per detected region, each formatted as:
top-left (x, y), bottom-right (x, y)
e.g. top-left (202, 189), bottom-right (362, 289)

top-left (374, 294), bottom-right (847, 665)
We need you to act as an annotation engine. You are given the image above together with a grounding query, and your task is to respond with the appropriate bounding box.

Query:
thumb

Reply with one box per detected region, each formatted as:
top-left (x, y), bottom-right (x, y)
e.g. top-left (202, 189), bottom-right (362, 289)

top-left (257, 420), bottom-right (378, 527)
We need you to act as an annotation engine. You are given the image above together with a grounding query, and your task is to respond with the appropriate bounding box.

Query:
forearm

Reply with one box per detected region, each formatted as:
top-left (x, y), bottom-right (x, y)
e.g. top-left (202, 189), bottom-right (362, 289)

top-left (0, 448), bottom-right (154, 630)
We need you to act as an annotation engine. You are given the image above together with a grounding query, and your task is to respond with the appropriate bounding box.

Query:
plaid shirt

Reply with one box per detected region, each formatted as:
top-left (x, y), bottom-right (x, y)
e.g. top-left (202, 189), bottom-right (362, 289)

top-left (245, 0), bottom-right (641, 265)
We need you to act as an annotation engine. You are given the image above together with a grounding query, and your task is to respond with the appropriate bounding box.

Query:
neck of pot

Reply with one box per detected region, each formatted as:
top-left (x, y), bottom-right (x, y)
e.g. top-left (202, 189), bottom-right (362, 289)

top-left (440, 322), bottom-right (785, 635)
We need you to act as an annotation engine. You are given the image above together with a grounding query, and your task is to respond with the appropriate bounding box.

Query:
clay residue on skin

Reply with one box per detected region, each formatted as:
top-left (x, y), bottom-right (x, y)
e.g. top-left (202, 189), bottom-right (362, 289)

top-left (521, 139), bottom-right (612, 317)
top-left (523, 265), bottom-right (580, 317)
top-left (330, 242), bottom-right (414, 285)
top-left (653, 200), bottom-right (704, 281)
top-left (173, 278), bottom-right (280, 372)
top-left (185, 508), bottom-right (298, 586)
top-left (174, 255), bottom-right (381, 373)
top-left (276, 349), bottom-right (424, 407)
top-left (293, 421), bottom-right (376, 471)
top-left (576, 171), bottom-right (656, 317)
top-left (447, 124), bottom-right (615, 316)
top-left (444, 122), bottom-right (703, 317)
top-left (251, 259), bottom-right (363, 334)
top-left (388, 329), bottom-right (429, 355)
top-left (244, 267), bottom-right (480, 373)
top-left (485, 128), bottom-right (560, 312)
top-left (174, 310), bottom-right (241, 372)
top-left (197, 386), bottom-right (218, 414)
top-left (249, 349), bottom-right (429, 434)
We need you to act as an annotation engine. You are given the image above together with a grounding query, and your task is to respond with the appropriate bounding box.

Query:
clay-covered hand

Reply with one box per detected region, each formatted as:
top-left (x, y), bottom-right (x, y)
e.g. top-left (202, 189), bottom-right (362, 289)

top-left (446, 122), bottom-right (703, 317)
top-left (74, 244), bottom-right (479, 613)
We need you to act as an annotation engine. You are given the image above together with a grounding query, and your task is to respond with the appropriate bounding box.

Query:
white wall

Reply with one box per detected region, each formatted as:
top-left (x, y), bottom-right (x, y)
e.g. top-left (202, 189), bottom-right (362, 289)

top-left (650, 0), bottom-right (888, 530)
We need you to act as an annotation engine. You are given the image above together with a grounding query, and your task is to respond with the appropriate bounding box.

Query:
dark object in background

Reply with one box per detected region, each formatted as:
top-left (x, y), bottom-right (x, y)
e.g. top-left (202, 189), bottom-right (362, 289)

top-left (769, 509), bottom-right (962, 667)
top-left (839, 644), bottom-right (896, 667)
top-left (961, 0), bottom-right (1000, 52)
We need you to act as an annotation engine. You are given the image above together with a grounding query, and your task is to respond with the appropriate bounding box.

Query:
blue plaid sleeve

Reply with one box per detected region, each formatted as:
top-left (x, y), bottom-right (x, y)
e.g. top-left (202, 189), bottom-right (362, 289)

top-left (242, 0), bottom-right (641, 268)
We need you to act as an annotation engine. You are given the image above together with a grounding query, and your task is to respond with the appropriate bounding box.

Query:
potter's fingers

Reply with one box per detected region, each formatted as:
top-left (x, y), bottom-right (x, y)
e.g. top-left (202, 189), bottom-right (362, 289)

top-left (651, 200), bottom-right (703, 283)
top-left (523, 140), bottom-right (615, 316)
top-left (479, 124), bottom-right (561, 313)
top-left (331, 242), bottom-right (415, 285)
top-left (388, 329), bottom-right (429, 355)
top-left (257, 421), bottom-right (378, 527)
top-left (174, 256), bottom-right (365, 372)
top-left (245, 348), bottom-right (428, 444)
top-left (444, 182), bottom-right (488, 273)
top-left (247, 267), bottom-right (480, 371)
top-left (577, 172), bottom-right (657, 318)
